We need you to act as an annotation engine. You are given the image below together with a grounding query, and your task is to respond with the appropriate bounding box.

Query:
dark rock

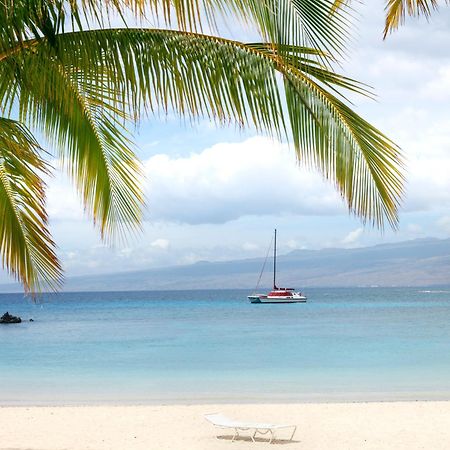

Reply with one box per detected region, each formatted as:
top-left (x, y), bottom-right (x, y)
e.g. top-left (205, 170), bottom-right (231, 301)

top-left (0, 312), bottom-right (22, 324)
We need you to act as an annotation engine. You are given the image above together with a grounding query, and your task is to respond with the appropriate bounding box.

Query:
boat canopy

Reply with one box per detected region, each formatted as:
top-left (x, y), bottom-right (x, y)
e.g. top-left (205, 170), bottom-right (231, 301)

top-left (268, 290), bottom-right (295, 296)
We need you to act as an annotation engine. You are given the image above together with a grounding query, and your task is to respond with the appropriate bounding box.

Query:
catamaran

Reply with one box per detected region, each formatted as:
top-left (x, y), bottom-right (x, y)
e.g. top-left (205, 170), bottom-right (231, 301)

top-left (248, 229), bottom-right (307, 304)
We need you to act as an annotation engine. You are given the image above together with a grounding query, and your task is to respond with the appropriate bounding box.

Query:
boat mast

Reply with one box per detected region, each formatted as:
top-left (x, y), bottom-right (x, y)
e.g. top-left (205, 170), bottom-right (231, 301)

top-left (273, 228), bottom-right (277, 289)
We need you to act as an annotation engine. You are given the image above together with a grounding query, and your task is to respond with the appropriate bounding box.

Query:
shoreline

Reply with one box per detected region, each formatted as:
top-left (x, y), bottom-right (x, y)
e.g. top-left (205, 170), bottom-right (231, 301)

top-left (2, 401), bottom-right (450, 449)
top-left (3, 390), bottom-right (450, 407)
top-left (3, 397), bottom-right (450, 408)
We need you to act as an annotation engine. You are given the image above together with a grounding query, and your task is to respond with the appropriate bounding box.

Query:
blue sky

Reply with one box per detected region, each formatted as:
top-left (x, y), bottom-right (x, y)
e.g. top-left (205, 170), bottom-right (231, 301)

top-left (2, 2), bottom-right (450, 284)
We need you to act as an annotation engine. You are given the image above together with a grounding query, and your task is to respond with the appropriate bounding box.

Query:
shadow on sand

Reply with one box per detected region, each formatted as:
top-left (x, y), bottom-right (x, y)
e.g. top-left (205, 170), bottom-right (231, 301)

top-left (216, 434), bottom-right (300, 445)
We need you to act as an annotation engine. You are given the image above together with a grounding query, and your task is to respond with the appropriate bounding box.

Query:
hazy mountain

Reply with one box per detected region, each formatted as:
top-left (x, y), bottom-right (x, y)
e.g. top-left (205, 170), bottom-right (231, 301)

top-left (2, 237), bottom-right (448, 293)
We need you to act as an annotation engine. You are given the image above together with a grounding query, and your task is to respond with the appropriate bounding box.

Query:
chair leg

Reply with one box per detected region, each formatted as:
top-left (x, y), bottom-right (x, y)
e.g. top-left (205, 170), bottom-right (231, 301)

top-left (231, 428), bottom-right (239, 442)
top-left (269, 429), bottom-right (275, 444)
top-left (251, 429), bottom-right (257, 443)
top-left (289, 426), bottom-right (297, 441)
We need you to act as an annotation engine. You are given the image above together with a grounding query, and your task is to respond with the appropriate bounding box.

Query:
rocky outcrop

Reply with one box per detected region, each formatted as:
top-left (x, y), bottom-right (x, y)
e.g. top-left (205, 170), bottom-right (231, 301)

top-left (0, 312), bottom-right (22, 324)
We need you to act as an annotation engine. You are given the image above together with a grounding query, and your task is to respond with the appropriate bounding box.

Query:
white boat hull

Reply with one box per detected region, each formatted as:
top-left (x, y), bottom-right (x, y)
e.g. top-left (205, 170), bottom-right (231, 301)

top-left (248, 294), bottom-right (307, 304)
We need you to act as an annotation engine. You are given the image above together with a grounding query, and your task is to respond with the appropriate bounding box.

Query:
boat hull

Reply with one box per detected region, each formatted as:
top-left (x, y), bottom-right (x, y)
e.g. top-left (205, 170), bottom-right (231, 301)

top-left (248, 295), bottom-right (307, 304)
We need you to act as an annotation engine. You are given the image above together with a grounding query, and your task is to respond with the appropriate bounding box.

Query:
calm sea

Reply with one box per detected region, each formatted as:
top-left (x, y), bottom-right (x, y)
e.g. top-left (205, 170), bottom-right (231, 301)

top-left (1, 288), bottom-right (450, 405)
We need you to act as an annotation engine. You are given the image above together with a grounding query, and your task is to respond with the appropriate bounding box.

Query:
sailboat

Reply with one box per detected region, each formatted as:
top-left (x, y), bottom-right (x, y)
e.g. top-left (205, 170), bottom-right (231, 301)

top-left (248, 229), bottom-right (307, 304)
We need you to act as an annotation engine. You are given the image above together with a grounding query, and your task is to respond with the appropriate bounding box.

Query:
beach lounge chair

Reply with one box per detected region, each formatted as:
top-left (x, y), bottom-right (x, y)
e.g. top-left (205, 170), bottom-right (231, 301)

top-left (204, 413), bottom-right (297, 444)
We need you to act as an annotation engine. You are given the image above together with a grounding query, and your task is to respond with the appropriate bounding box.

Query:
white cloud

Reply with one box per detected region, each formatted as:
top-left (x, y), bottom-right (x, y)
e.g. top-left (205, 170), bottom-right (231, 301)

top-left (144, 136), bottom-right (344, 224)
top-left (406, 223), bottom-right (423, 235)
top-left (66, 251), bottom-right (77, 260)
top-left (43, 124), bottom-right (450, 256)
top-left (46, 174), bottom-right (84, 222)
top-left (342, 228), bottom-right (364, 246)
top-left (400, 119), bottom-right (450, 213)
top-left (151, 238), bottom-right (170, 250)
top-left (420, 65), bottom-right (450, 102)
top-left (242, 242), bottom-right (259, 251)
top-left (139, 126), bottom-right (450, 225)
top-left (120, 247), bottom-right (133, 257)
top-left (285, 239), bottom-right (300, 250)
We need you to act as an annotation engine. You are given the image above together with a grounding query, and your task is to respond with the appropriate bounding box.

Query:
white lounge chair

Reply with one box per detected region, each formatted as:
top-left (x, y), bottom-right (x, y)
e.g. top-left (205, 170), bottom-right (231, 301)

top-left (204, 413), bottom-right (297, 444)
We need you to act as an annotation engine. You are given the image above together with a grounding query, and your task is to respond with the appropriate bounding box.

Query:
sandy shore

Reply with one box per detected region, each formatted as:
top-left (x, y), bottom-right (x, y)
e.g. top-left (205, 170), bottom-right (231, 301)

top-left (1, 401), bottom-right (450, 449)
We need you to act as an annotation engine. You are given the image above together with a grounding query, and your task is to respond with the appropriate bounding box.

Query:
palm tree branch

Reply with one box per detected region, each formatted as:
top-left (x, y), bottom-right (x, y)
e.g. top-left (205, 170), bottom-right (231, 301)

top-left (0, 117), bottom-right (62, 292)
top-left (59, 66), bottom-right (143, 240)
top-left (1, 0), bottom-right (353, 64)
top-left (2, 28), bottom-right (404, 231)
top-left (383, 0), bottom-right (440, 37)
top-left (283, 70), bottom-right (404, 228)
top-left (331, 0), bottom-right (447, 38)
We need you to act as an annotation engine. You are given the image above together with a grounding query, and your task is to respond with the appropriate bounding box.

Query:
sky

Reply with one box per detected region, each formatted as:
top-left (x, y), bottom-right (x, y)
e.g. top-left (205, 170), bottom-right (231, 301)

top-left (3, 2), bottom-right (450, 284)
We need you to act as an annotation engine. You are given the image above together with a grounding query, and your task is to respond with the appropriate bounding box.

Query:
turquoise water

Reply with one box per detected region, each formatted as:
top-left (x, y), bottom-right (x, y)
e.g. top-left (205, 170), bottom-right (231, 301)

top-left (1, 288), bottom-right (450, 405)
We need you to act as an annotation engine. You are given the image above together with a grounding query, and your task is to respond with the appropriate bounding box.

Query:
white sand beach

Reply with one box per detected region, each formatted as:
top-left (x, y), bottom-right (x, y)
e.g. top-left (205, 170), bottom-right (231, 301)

top-left (1, 401), bottom-right (450, 449)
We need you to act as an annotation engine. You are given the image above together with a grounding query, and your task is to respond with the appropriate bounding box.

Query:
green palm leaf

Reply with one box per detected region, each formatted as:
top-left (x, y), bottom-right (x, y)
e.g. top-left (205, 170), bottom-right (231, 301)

top-left (284, 75), bottom-right (403, 228)
top-left (0, 118), bottom-right (62, 292)
top-left (253, 42), bottom-right (403, 227)
top-left (1, 0), bottom-right (352, 63)
top-left (0, 40), bottom-right (144, 241)
top-left (1, 29), bottom-right (403, 229)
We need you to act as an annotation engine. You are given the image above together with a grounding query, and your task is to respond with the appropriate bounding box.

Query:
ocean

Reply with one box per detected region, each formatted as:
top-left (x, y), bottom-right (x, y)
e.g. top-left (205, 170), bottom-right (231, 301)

top-left (1, 287), bottom-right (450, 405)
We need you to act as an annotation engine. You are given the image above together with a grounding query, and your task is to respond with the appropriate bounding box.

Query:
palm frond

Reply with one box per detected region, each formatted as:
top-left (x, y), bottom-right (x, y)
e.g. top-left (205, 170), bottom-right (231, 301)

top-left (0, 0), bottom-right (353, 64)
top-left (331, 0), bottom-right (447, 38)
top-left (284, 74), bottom-right (404, 228)
top-left (1, 49), bottom-right (144, 241)
top-left (253, 41), bottom-right (404, 228)
top-left (331, 0), bottom-right (348, 12)
top-left (383, 0), bottom-right (441, 37)
top-left (0, 117), bottom-right (62, 292)
top-left (0, 28), bottom-right (402, 229)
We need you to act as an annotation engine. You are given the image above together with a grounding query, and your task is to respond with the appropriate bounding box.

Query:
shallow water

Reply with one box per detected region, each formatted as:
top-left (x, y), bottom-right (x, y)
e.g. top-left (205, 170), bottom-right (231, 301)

top-left (1, 288), bottom-right (450, 404)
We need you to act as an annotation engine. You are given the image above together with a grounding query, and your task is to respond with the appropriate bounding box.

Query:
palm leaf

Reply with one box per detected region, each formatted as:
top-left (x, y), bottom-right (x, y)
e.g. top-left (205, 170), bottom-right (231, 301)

top-left (0, 0), bottom-right (352, 63)
top-left (0, 28), bottom-right (403, 229)
top-left (331, 0), bottom-right (447, 38)
top-left (0, 118), bottom-right (62, 292)
top-left (284, 74), bottom-right (404, 228)
top-left (0, 39), bottom-right (144, 242)
top-left (383, 0), bottom-right (441, 37)
top-left (254, 41), bottom-right (404, 228)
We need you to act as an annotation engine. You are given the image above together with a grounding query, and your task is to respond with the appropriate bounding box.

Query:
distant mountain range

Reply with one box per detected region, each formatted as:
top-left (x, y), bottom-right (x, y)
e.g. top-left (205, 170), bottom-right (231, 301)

top-left (2, 237), bottom-right (449, 293)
